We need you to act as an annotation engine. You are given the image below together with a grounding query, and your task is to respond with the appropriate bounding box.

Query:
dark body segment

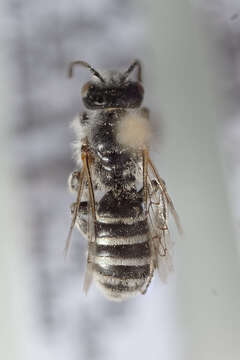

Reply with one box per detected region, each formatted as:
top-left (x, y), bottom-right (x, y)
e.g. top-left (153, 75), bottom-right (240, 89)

top-left (96, 221), bottom-right (149, 239)
top-left (93, 264), bottom-right (150, 279)
top-left (93, 242), bottom-right (150, 259)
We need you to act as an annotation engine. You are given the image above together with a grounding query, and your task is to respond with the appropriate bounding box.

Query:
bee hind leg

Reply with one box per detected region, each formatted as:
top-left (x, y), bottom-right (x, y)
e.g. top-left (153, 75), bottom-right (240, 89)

top-left (140, 262), bottom-right (154, 295)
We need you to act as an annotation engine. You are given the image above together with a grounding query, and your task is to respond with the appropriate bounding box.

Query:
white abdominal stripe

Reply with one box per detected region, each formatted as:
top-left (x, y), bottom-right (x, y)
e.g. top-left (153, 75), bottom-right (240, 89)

top-left (93, 272), bottom-right (145, 288)
top-left (97, 284), bottom-right (140, 301)
top-left (96, 213), bottom-right (146, 225)
top-left (96, 234), bottom-right (148, 246)
top-left (95, 256), bottom-right (151, 267)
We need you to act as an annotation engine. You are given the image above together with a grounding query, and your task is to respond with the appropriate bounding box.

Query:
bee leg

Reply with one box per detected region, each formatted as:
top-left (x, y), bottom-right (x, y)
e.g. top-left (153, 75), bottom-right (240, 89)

top-left (68, 169), bottom-right (82, 193)
top-left (137, 179), bottom-right (165, 200)
top-left (70, 201), bottom-right (88, 235)
top-left (150, 179), bottom-right (164, 196)
top-left (70, 201), bottom-right (88, 216)
top-left (140, 261), bottom-right (154, 295)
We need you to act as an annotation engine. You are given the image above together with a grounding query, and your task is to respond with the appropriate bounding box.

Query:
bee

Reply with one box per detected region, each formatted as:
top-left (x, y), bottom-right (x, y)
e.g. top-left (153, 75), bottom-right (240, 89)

top-left (65, 59), bottom-right (182, 301)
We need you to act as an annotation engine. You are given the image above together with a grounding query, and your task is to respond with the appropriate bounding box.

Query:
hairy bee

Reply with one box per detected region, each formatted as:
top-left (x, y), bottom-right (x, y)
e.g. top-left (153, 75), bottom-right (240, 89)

top-left (65, 60), bottom-right (182, 301)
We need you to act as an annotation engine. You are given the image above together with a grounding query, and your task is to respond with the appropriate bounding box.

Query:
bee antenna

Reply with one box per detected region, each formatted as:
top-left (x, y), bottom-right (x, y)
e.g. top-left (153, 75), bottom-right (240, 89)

top-left (68, 60), bottom-right (105, 83)
top-left (123, 59), bottom-right (142, 82)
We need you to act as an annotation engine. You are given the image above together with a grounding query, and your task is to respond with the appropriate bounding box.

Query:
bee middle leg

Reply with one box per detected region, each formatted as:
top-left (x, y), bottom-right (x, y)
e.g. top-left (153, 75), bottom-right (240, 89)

top-left (70, 201), bottom-right (88, 235)
top-left (69, 168), bottom-right (98, 193)
top-left (137, 179), bottom-right (163, 200)
top-left (68, 170), bottom-right (82, 193)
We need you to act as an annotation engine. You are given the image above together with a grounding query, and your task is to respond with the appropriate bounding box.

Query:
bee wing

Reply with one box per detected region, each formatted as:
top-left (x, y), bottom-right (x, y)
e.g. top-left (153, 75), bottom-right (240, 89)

top-left (146, 180), bottom-right (173, 282)
top-left (146, 155), bottom-right (182, 282)
top-left (148, 156), bottom-right (182, 235)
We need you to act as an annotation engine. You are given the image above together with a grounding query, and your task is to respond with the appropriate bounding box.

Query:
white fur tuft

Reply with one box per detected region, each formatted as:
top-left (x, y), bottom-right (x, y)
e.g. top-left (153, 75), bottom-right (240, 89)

top-left (70, 113), bottom-right (87, 142)
top-left (117, 112), bottom-right (151, 150)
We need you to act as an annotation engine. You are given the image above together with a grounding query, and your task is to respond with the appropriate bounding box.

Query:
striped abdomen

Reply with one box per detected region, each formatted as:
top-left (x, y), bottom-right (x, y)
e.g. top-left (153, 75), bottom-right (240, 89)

top-left (92, 212), bottom-right (152, 301)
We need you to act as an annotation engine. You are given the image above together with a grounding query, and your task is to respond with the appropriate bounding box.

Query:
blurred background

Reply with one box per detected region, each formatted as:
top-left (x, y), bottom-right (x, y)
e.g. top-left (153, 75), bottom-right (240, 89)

top-left (1, 1), bottom-right (240, 359)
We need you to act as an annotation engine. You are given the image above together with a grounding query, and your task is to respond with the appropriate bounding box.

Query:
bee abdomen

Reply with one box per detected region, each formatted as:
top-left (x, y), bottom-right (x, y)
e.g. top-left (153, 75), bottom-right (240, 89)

top-left (92, 219), bottom-right (151, 300)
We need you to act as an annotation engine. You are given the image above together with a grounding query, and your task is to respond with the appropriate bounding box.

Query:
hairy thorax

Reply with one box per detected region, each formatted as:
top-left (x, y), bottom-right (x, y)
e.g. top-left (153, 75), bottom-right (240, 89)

top-left (89, 109), bottom-right (140, 189)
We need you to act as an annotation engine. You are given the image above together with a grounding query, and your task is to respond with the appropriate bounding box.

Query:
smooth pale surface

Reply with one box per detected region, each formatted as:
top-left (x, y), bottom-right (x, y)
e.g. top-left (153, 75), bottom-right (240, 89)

top-left (144, 1), bottom-right (240, 359)
top-left (0, 16), bottom-right (31, 360)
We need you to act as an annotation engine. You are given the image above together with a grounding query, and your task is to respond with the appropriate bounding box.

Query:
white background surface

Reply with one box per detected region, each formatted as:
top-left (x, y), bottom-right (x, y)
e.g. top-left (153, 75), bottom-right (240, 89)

top-left (1, 1), bottom-right (240, 359)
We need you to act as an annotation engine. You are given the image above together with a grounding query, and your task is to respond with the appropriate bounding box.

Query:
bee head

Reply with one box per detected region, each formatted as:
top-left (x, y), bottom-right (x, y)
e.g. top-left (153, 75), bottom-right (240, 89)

top-left (68, 60), bottom-right (144, 109)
